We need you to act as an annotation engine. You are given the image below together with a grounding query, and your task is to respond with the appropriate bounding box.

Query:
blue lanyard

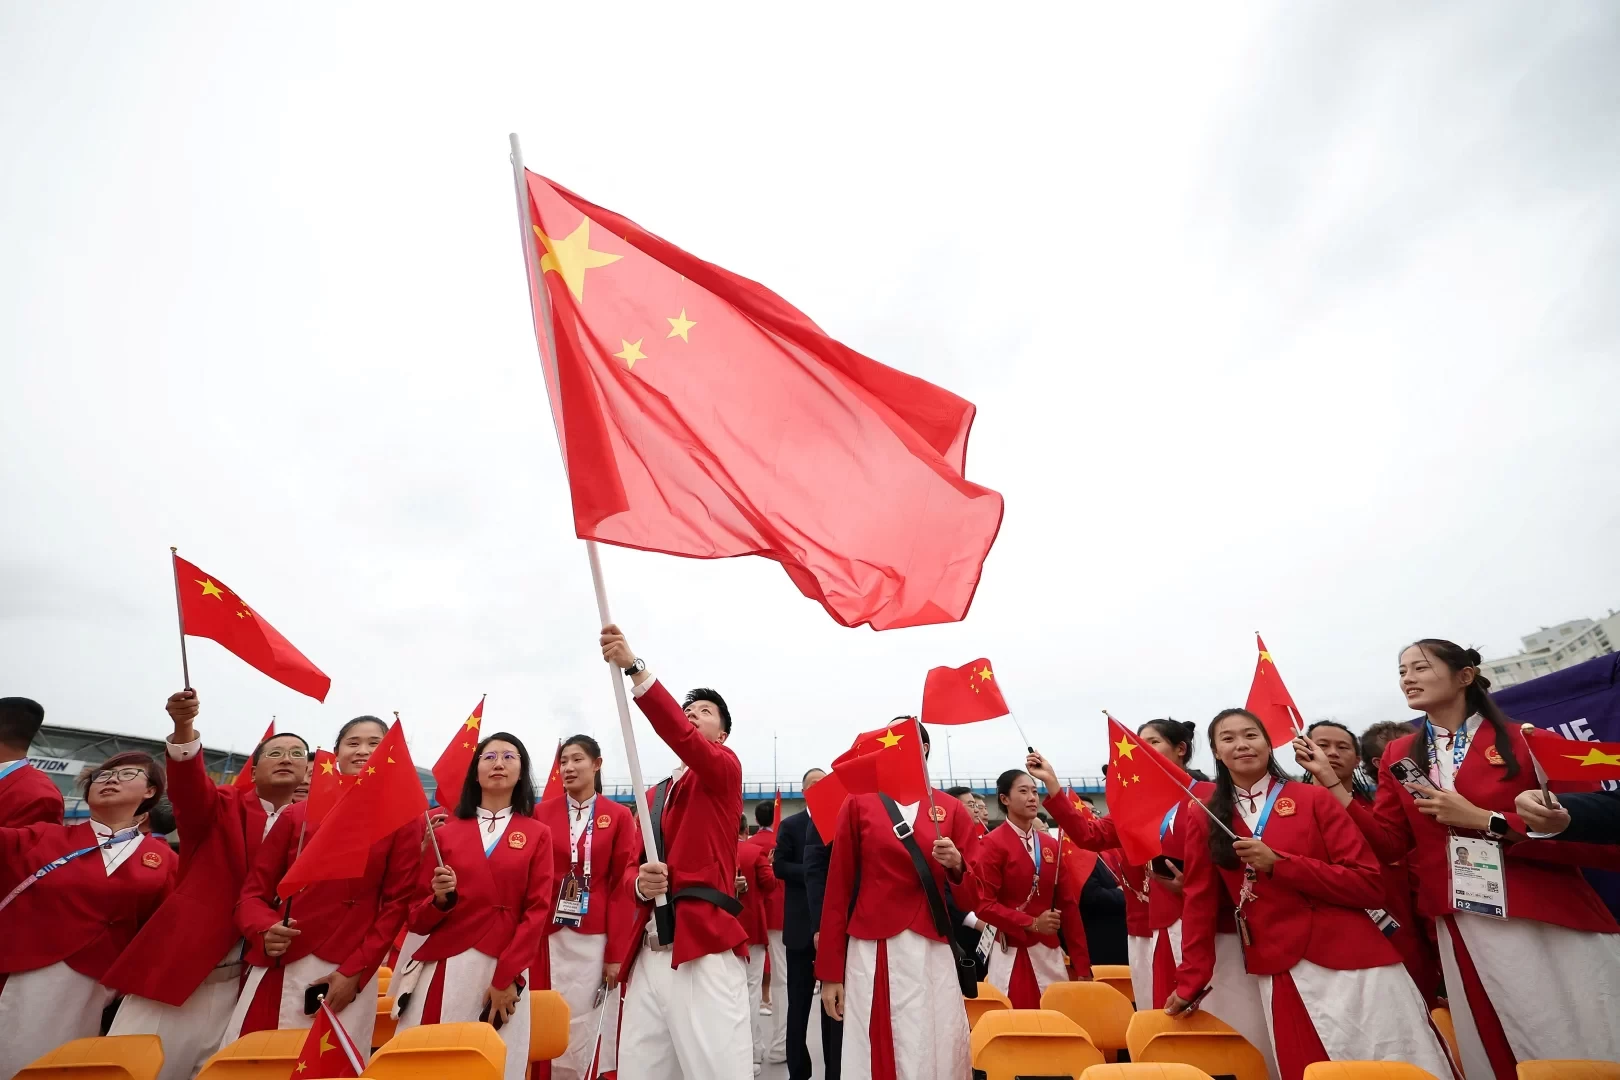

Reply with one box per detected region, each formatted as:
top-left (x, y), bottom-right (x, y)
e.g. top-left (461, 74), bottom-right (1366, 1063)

top-left (1250, 782), bottom-right (1287, 841)
top-left (0, 826), bottom-right (141, 915)
top-left (1423, 719), bottom-right (1469, 786)
top-left (1027, 829), bottom-right (1043, 875)
top-left (1160, 804), bottom-right (1179, 840)
top-left (0, 761), bottom-right (27, 784)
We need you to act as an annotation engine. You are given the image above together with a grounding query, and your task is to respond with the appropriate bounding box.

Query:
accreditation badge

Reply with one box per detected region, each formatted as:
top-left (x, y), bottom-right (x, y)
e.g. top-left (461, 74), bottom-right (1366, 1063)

top-left (553, 873), bottom-right (589, 926)
top-left (1448, 833), bottom-right (1507, 919)
top-left (975, 924), bottom-right (995, 964)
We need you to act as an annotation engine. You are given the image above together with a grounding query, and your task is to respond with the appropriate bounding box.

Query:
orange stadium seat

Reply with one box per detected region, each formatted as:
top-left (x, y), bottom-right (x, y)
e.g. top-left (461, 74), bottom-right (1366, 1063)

top-left (1127, 1010), bottom-right (1268, 1080)
top-left (972, 1009), bottom-right (1103, 1079)
top-left (1302, 1063), bottom-right (1442, 1079)
top-left (15, 1035), bottom-right (164, 1080)
top-left (196, 1030), bottom-right (310, 1079)
top-left (373, 995), bottom-right (399, 1050)
top-left (1429, 1008), bottom-right (1460, 1069)
top-left (377, 966), bottom-right (393, 995)
top-left (1043, 980), bottom-right (1135, 1061)
top-left (1081, 1065), bottom-right (1216, 1080)
top-left (527, 988), bottom-right (571, 1063)
top-left (1124, 1009), bottom-right (1239, 1061)
top-left (966, 981), bottom-right (1012, 1029)
top-left (1516, 1063), bottom-right (1620, 1079)
top-left (363, 1021), bottom-right (504, 1079)
top-left (1091, 964), bottom-right (1137, 1003)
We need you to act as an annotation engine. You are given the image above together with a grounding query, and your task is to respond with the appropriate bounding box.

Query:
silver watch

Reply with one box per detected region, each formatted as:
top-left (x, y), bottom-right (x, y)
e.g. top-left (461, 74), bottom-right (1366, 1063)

top-left (622, 658), bottom-right (646, 678)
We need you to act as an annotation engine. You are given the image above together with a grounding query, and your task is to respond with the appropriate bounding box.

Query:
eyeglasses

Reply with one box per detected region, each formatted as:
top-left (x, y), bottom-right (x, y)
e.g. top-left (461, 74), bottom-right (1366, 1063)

top-left (480, 751), bottom-right (521, 764)
top-left (260, 748), bottom-right (308, 761)
top-left (92, 767), bottom-right (150, 784)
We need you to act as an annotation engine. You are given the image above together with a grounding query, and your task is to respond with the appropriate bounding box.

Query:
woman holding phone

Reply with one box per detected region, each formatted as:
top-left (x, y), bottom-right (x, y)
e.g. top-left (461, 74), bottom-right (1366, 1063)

top-left (1297, 639), bottom-right (1620, 1078)
top-left (398, 733), bottom-right (552, 1080)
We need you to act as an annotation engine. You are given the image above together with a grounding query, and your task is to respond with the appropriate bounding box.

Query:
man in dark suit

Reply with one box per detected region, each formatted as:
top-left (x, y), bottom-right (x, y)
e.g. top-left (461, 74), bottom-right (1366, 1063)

top-left (776, 768), bottom-right (826, 1080)
top-left (803, 784), bottom-right (842, 1080)
top-left (1517, 787), bottom-right (1620, 844)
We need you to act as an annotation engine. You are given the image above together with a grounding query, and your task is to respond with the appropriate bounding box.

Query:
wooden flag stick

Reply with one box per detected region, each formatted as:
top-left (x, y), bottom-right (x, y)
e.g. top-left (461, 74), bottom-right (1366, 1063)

top-left (169, 547), bottom-right (192, 690)
top-left (1102, 710), bottom-right (1238, 840)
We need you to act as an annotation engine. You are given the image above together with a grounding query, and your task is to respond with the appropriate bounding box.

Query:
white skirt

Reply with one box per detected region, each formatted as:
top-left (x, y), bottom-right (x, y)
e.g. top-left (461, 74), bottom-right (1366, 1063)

top-left (985, 938), bottom-right (1069, 1005)
top-left (1127, 933), bottom-right (1155, 1011)
top-left (221, 953), bottom-right (380, 1060)
top-left (1164, 924), bottom-right (1279, 1080)
top-left (842, 930), bottom-right (970, 1080)
top-left (548, 930), bottom-right (621, 1080)
top-left (1260, 958), bottom-right (1452, 1078)
top-left (0, 961), bottom-right (116, 1079)
top-left (109, 945), bottom-right (244, 1080)
top-left (1439, 914), bottom-right (1620, 1076)
top-left (398, 949), bottom-right (531, 1080)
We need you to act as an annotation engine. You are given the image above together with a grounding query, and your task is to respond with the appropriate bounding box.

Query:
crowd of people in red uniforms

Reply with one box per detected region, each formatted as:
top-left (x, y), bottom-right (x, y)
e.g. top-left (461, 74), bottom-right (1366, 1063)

top-left (2, 631), bottom-right (1618, 1080)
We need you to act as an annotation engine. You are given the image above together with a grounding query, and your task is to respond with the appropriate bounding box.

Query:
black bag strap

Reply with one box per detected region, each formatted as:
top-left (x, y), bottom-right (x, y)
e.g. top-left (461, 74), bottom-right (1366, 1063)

top-left (649, 777), bottom-right (672, 861)
top-left (673, 885), bottom-right (745, 917)
top-left (877, 794), bottom-right (955, 940)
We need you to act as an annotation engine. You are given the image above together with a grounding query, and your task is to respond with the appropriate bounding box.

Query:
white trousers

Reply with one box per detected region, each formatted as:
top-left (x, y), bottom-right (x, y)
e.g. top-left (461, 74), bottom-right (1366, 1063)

top-left (618, 946), bottom-right (753, 1080)
top-left (110, 956), bottom-right (243, 1080)
top-left (746, 944), bottom-right (768, 1063)
top-left (842, 931), bottom-right (971, 1080)
top-left (1259, 958), bottom-right (1452, 1078)
top-left (765, 928), bottom-right (788, 1062)
top-left (1127, 933), bottom-right (1155, 1011)
top-left (220, 953), bottom-right (380, 1059)
top-left (0, 961), bottom-right (115, 1079)
top-left (548, 930), bottom-right (621, 1080)
top-left (1439, 914), bottom-right (1620, 1077)
top-left (985, 938), bottom-right (1069, 1003)
top-left (398, 951), bottom-right (530, 1080)
top-left (1164, 923), bottom-right (1278, 1080)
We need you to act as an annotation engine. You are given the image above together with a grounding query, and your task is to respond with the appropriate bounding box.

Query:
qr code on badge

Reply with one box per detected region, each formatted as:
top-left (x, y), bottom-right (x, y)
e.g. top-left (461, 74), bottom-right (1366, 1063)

top-left (1486, 881), bottom-right (1500, 893)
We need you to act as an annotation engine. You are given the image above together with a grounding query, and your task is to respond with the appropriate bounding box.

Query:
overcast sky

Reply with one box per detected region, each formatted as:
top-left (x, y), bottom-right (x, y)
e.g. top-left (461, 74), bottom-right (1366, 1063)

top-left (4, 2), bottom-right (1618, 790)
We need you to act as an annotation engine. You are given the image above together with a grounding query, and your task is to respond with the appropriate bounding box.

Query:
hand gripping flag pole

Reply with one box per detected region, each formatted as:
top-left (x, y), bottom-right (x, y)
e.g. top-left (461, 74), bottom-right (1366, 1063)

top-left (1103, 710), bottom-right (1238, 841)
top-left (509, 133), bottom-right (670, 936)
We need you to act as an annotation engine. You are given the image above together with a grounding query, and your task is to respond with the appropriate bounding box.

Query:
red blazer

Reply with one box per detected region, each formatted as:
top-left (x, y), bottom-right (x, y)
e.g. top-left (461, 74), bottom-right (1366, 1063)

top-left (536, 794), bottom-right (638, 965)
top-left (970, 823), bottom-right (1090, 976)
top-left (1346, 726), bottom-right (1620, 932)
top-left (103, 751), bottom-right (275, 1004)
top-left (409, 815), bottom-right (554, 990)
top-left (750, 828), bottom-right (785, 931)
top-left (0, 763), bottom-right (65, 828)
top-left (815, 790), bottom-right (980, 984)
top-left (235, 801), bottom-right (421, 981)
top-left (618, 680), bottom-right (748, 970)
top-left (0, 822), bottom-right (174, 979)
top-left (1174, 782), bottom-right (1397, 999)
top-left (1349, 789), bottom-right (1439, 1001)
top-left (736, 838), bottom-right (777, 947)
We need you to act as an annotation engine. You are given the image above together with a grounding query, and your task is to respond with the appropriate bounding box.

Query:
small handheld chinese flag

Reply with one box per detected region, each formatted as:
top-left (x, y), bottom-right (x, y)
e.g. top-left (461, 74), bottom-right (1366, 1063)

top-left (430, 696), bottom-right (485, 811)
top-left (279, 721), bottom-right (426, 898)
top-left (231, 720), bottom-right (275, 789)
top-left (305, 749), bottom-right (353, 826)
top-left (539, 739), bottom-right (565, 803)
top-left (922, 658), bottom-right (1010, 726)
top-left (292, 1000), bottom-right (364, 1078)
top-left (805, 718), bottom-right (930, 842)
top-left (172, 553), bottom-right (331, 701)
top-left (774, 788), bottom-right (783, 833)
top-left (1523, 728), bottom-right (1620, 782)
top-left (1245, 634), bottom-right (1304, 746)
top-left (1104, 716), bottom-right (1192, 864)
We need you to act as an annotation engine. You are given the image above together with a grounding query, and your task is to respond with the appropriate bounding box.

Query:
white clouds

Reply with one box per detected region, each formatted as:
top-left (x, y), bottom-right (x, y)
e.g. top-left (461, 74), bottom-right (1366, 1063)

top-left (2, 2), bottom-right (1617, 788)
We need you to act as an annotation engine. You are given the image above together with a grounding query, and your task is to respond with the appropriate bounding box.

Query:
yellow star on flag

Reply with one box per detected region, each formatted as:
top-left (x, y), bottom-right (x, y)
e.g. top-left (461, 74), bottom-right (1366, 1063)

top-left (296, 1063), bottom-right (308, 1074)
top-left (614, 339), bottom-right (648, 369)
top-left (978, 666), bottom-right (994, 681)
top-left (1131, 774), bottom-right (1141, 784)
top-left (1567, 748), bottom-right (1620, 767)
top-left (196, 578), bottom-right (225, 600)
top-left (318, 1033), bottom-right (336, 1055)
top-left (535, 219), bottom-right (622, 302)
top-left (1114, 737), bottom-right (1137, 760)
top-left (367, 766), bottom-right (376, 775)
top-left (877, 728), bottom-right (904, 749)
top-left (667, 308), bottom-right (696, 342)
top-left (1259, 651), bottom-right (1273, 664)
top-left (463, 712), bottom-right (481, 733)
top-left (319, 760), bottom-right (334, 774)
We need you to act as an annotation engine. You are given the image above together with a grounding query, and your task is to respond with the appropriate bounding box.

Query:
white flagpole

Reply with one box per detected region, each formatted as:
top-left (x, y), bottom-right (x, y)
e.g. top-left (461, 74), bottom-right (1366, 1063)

top-left (508, 134), bottom-right (667, 909)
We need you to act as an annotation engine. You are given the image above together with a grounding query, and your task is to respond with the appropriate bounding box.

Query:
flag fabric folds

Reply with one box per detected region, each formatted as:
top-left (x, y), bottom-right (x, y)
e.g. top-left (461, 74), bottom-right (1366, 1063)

top-left (540, 739), bottom-right (564, 804)
top-left (430, 696), bottom-right (485, 811)
top-left (231, 721), bottom-right (275, 789)
top-left (519, 170), bottom-right (1004, 631)
top-left (304, 749), bottom-right (352, 826)
top-left (773, 788), bottom-right (783, 833)
top-left (922, 658), bottom-right (1010, 726)
top-left (1246, 633), bottom-right (1304, 745)
top-left (805, 718), bottom-right (930, 842)
top-left (1523, 728), bottom-right (1620, 782)
top-left (172, 553), bottom-right (331, 701)
top-left (293, 1000), bottom-right (364, 1078)
top-left (1104, 716), bottom-right (1192, 865)
top-left (278, 722), bottom-right (426, 899)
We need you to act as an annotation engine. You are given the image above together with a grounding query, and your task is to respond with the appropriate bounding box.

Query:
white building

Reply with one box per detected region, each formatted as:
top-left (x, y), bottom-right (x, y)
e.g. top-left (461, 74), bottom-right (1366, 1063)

top-left (1482, 611), bottom-right (1620, 689)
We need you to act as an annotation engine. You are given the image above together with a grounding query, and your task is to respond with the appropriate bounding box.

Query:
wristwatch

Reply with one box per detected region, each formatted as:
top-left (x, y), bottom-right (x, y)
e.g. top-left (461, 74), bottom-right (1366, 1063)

top-left (1486, 812), bottom-right (1509, 839)
top-left (622, 658), bottom-right (646, 678)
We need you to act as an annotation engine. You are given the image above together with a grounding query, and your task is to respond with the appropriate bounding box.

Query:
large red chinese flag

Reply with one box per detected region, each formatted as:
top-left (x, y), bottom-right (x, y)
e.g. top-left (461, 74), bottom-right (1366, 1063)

top-left (1245, 634), bottom-right (1304, 745)
top-left (279, 722), bottom-right (426, 898)
top-left (1523, 728), bottom-right (1620, 782)
top-left (922, 658), bottom-right (1010, 726)
top-left (304, 749), bottom-right (352, 825)
top-left (291, 1001), bottom-right (363, 1078)
top-left (231, 720), bottom-right (275, 789)
top-left (1105, 716), bottom-right (1192, 865)
top-left (806, 718), bottom-right (930, 842)
top-left (430, 696), bottom-right (484, 811)
top-left (172, 554), bottom-right (331, 701)
top-left (520, 171), bottom-right (1003, 631)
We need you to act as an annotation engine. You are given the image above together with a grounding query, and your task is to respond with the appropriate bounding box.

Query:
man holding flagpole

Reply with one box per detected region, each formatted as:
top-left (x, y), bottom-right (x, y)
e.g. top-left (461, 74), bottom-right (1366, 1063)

top-left (600, 623), bottom-right (753, 1080)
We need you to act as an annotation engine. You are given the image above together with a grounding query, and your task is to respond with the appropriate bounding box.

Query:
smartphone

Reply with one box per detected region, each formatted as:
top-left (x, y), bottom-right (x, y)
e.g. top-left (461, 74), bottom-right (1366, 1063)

top-left (303, 982), bottom-right (329, 1016)
top-left (1150, 855), bottom-right (1184, 879)
top-left (1389, 757), bottom-right (1435, 796)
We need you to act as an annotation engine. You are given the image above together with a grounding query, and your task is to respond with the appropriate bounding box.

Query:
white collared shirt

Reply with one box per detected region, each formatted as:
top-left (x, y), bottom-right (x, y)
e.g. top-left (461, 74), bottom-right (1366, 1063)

top-left (476, 806), bottom-right (514, 854)
top-left (92, 819), bottom-right (142, 875)
top-left (259, 797), bottom-right (288, 838)
top-left (1007, 818), bottom-right (1040, 868)
top-left (567, 794), bottom-right (594, 847)
top-left (1433, 714), bottom-right (1485, 791)
top-left (1234, 774), bottom-right (1273, 833)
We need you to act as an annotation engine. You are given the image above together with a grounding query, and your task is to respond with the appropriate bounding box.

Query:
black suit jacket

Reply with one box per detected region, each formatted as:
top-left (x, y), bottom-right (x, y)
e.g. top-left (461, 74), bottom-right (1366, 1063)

top-left (805, 812), bottom-right (832, 941)
top-left (776, 809), bottom-right (816, 950)
top-left (1561, 789), bottom-right (1620, 845)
